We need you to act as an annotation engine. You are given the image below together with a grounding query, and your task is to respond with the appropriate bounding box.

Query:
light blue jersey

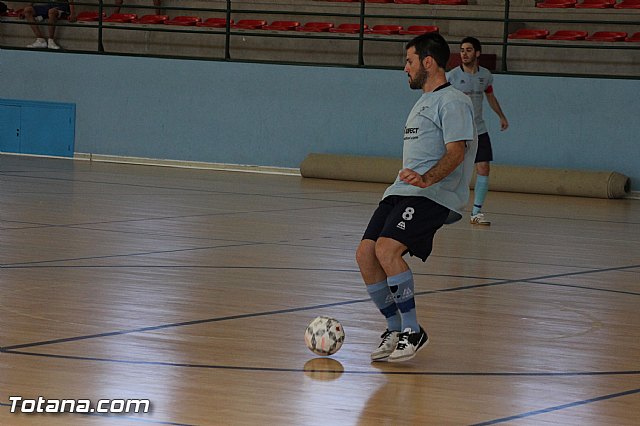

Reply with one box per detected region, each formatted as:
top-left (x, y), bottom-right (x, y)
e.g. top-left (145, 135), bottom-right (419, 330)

top-left (383, 84), bottom-right (477, 215)
top-left (446, 66), bottom-right (493, 134)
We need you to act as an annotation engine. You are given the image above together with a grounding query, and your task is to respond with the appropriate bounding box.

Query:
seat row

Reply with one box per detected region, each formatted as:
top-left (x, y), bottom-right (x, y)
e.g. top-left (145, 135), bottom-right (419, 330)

top-left (13, 11), bottom-right (440, 35)
top-left (322, 0), bottom-right (467, 4)
top-left (509, 29), bottom-right (640, 41)
top-left (536, 0), bottom-right (640, 8)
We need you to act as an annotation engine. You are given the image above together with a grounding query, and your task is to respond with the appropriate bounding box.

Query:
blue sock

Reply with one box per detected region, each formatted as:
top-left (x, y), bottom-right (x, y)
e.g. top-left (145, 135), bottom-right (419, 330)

top-left (387, 270), bottom-right (419, 333)
top-left (366, 279), bottom-right (401, 331)
top-left (473, 175), bottom-right (489, 215)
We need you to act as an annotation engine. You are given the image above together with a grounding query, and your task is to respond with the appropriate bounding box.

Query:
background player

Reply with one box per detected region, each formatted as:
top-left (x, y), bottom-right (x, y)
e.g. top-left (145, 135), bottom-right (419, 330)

top-left (447, 36), bottom-right (508, 225)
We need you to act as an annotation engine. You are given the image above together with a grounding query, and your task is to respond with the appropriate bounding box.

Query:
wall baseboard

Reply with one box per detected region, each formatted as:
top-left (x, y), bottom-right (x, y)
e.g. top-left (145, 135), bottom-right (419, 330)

top-left (74, 153), bottom-right (301, 176)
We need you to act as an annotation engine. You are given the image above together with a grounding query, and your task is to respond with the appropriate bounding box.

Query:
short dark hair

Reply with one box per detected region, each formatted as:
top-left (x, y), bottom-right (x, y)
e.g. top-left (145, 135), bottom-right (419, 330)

top-left (461, 36), bottom-right (482, 53)
top-left (405, 32), bottom-right (450, 69)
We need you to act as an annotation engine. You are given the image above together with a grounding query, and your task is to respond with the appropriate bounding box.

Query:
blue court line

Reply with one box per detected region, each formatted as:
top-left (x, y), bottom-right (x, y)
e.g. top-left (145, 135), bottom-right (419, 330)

top-left (1, 264), bottom-right (638, 351)
top-left (0, 401), bottom-right (195, 426)
top-left (2, 350), bottom-right (640, 377)
top-left (0, 278), bottom-right (518, 351)
top-left (470, 387), bottom-right (640, 425)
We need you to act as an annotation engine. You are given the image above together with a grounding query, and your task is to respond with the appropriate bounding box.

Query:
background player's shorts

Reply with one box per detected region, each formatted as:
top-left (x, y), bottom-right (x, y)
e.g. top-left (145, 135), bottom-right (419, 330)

top-left (475, 132), bottom-right (493, 163)
top-left (33, 3), bottom-right (70, 18)
top-left (362, 195), bottom-right (449, 262)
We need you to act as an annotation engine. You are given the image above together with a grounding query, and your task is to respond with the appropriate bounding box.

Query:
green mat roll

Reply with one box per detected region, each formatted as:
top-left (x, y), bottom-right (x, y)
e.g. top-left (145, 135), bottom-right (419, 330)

top-left (299, 153), bottom-right (630, 199)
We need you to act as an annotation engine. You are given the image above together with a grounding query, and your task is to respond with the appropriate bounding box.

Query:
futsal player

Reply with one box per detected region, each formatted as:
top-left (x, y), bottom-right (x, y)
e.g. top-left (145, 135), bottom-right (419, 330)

top-left (447, 36), bottom-right (509, 226)
top-left (356, 32), bottom-right (477, 362)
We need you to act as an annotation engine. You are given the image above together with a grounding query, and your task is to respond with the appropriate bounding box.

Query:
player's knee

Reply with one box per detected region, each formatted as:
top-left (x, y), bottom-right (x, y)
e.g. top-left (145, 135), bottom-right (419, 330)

top-left (355, 240), bottom-right (375, 269)
top-left (476, 163), bottom-right (490, 176)
top-left (374, 238), bottom-right (403, 269)
top-left (23, 6), bottom-right (35, 17)
top-left (48, 8), bottom-right (59, 19)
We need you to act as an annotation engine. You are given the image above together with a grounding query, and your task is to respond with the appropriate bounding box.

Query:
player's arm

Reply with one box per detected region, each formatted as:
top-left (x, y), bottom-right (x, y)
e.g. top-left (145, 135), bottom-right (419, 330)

top-left (399, 141), bottom-right (466, 188)
top-left (485, 90), bottom-right (508, 131)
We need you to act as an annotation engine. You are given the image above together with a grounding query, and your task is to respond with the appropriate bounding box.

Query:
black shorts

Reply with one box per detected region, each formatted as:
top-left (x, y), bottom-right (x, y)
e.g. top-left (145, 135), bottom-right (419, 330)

top-left (362, 195), bottom-right (449, 262)
top-left (475, 132), bottom-right (493, 163)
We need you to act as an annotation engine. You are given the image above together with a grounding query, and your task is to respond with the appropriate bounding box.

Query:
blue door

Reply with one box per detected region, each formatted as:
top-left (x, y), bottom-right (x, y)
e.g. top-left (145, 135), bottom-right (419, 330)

top-left (0, 100), bottom-right (75, 158)
top-left (0, 105), bottom-right (21, 153)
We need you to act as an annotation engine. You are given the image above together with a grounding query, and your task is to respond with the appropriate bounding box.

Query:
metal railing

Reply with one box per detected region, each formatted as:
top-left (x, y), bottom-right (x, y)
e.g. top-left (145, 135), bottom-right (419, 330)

top-left (2, 0), bottom-right (639, 79)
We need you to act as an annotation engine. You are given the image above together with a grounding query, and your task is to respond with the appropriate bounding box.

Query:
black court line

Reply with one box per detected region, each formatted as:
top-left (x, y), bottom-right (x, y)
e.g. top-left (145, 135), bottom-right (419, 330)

top-left (3, 170), bottom-right (638, 226)
top-left (2, 262), bottom-right (639, 351)
top-left (2, 350), bottom-right (640, 377)
top-left (470, 387), bottom-right (640, 425)
top-left (527, 280), bottom-right (640, 297)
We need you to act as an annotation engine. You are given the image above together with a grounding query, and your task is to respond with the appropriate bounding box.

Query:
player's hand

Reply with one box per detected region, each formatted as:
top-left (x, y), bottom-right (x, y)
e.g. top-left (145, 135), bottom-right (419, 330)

top-left (500, 117), bottom-right (509, 131)
top-left (399, 168), bottom-right (428, 188)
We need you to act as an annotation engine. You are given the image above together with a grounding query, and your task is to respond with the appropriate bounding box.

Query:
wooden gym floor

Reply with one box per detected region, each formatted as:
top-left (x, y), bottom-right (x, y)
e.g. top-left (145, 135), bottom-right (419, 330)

top-left (0, 155), bottom-right (638, 426)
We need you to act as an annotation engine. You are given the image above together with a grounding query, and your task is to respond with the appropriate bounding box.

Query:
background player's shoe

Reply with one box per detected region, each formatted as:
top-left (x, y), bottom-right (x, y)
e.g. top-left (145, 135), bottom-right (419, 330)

top-left (470, 213), bottom-right (491, 225)
top-left (47, 39), bottom-right (61, 49)
top-left (388, 327), bottom-right (428, 362)
top-left (371, 329), bottom-right (400, 361)
top-left (27, 38), bottom-right (47, 48)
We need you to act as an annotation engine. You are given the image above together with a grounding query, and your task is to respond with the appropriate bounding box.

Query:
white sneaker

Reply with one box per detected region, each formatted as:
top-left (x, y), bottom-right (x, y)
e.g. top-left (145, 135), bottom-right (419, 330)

top-left (370, 329), bottom-right (400, 362)
top-left (470, 213), bottom-right (491, 226)
top-left (388, 326), bottom-right (429, 362)
top-left (47, 39), bottom-right (60, 50)
top-left (27, 38), bottom-right (47, 48)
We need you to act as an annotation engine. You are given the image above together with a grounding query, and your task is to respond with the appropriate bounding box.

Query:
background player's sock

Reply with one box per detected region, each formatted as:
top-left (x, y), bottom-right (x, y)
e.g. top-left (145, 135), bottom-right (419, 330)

top-left (473, 174), bottom-right (490, 215)
top-left (366, 279), bottom-right (401, 331)
top-left (388, 270), bottom-right (419, 332)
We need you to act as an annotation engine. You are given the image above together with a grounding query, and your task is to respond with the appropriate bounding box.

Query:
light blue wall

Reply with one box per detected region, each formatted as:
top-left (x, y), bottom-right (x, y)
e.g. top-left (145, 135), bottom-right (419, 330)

top-left (1, 49), bottom-right (638, 190)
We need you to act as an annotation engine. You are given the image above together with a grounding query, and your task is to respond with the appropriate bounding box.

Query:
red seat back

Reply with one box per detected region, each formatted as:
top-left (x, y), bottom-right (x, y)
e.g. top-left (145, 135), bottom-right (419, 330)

top-left (399, 25), bottom-right (439, 35)
top-left (263, 21), bottom-right (301, 31)
top-left (536, 0), bottom-right (577, 7)
top-left (104, 13), bottom-right (137, 23)
top-left (508, 29), bottom-right (550, 39)
top-left (233, 19), bottom-right (267, 29)
top-left (197, 18), bottom-right (232, 28)
top-left (165, 16), bottom-right (201, 26)
top-left (586, 31), bottom-right (628, 41)
top-left (370, 25), bottom-right (403, 35)
top-left (547, 30), bottom-right (588, 40)
top-left (298, 22), bottom-right (334, 32)
top-left (136, 15), bottom-right (169, 24)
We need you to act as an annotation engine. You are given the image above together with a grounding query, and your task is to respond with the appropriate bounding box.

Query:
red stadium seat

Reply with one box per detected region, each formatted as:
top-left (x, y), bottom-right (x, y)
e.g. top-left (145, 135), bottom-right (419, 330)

top-left (165, 16), bottom-right (201, 26)
top-left (197, 18), bottom-right (233, 28)
top-left (547, 30), bottom-right (588, 40)
top-left (5, 8), bottom-right (23, 17)
top-left (104, 13), bottom-right (137, 23)
top-left (536, 0), bottom-right (577, 7)
top-left (398, 25), bottom-right (439, 35)
top-left (428, 0), bottom-right (467, 4)
top-left (369, 25), bottom-right (404, 35)
top-left (575, 0), bottom-right (615, 7)
top-left (233, 19), bottom-right (267, 29)
top-left (508, 29), bottom-right (550, 39)
top-left (366, 0), bottom-right (394, 2)
top-left (626, 32), bottom-right (640, 42)
top-left (394, 0), bottom-right (428, 3)
top-left (76, 11), bottom-right (106, 21)
top-left (136, 15), bottom-right (169, 24)
top-left (263, 21), bottom-right (301, 31)
top-left (297, 22), bottom-right (334, 32)
top-left (329, 23), bottom-right (369, 34)
top-left (585, 31), bottom-right (628, 41)
top-left (614, 0), bottom-right (640, 7)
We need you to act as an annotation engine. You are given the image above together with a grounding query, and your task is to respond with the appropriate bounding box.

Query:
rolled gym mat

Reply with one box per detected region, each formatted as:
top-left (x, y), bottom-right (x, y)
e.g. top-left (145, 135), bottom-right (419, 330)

top-left (299, 153), bottom-right (630, 199)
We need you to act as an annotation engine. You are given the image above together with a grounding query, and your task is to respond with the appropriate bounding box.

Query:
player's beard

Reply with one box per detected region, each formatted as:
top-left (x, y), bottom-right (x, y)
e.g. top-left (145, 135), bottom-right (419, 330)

top-left (409, 64), bottom-right (428, 90)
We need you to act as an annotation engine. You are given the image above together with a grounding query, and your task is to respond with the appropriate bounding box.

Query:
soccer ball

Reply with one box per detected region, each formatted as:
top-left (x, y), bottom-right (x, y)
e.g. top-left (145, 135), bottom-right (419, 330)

top-left (304, 316), bottom-right (345, 356)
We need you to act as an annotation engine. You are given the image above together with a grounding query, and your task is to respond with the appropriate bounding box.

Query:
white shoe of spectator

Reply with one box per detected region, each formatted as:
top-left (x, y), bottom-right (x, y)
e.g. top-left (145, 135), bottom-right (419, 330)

top-left (27, 38), bottom-right (47, 48)
top-left (47, 39), bottom-right (61, 50)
